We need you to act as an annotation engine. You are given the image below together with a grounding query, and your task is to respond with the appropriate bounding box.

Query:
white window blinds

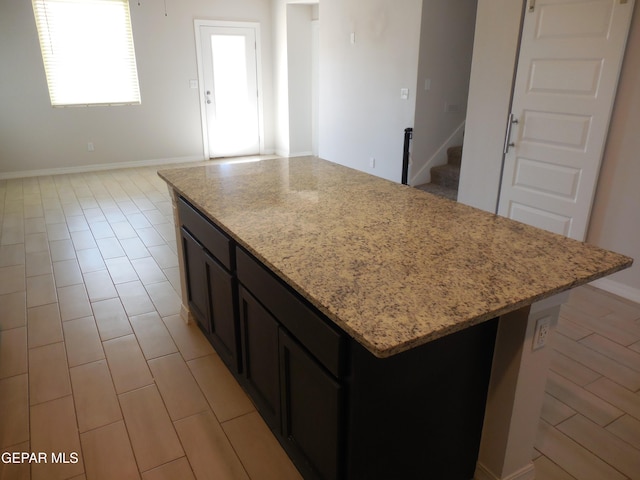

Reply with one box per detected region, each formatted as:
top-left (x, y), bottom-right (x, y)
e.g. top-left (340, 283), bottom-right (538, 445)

top-left (32, 0), bottom-right (141, 106)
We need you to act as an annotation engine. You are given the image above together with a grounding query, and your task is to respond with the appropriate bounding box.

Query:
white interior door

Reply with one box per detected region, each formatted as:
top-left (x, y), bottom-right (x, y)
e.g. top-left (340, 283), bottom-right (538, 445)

top-left (199, 25), bottom-right (261, 158)
top-left (497, 0), bottom-right (635, 240)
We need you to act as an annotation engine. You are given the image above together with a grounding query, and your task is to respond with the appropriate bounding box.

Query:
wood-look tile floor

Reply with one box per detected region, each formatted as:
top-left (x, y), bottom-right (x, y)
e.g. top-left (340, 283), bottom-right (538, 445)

top-left (0, 163), bottom-right (301, 480)
top-left (0, 162), bottom-right (638, 479)
top-left (534, 285), bottom-right (640, 480)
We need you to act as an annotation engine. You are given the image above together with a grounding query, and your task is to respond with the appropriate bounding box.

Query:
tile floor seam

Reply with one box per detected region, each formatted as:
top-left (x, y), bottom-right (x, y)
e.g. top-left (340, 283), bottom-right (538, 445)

top-left (549, 359), bottom-right (603, 387)
top-left (578, 335), bottom-right (640, 372)
top-left (64, 379), bottom-right (89, 479)
top-left (219, 410), bottom-right (257, 426)
top-left (556, 414), bottom-right (638, 480)
top-left (117, 383), bottom-right (184, 473)
top-left (219, 423), bottom-right (252, 480)
top-left (68, 363), bottom-right (124, 431)
top-left (142, 385), bottom-right (208, 474)
top-left (554, 333), bottom-right (640, 389)
top-left (107, 413), bottom-right (144, 477)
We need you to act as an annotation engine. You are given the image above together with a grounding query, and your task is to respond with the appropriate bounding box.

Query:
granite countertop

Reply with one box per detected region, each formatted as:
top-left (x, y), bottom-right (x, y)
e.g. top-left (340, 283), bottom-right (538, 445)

top-left (159, 156), bottom-right (632, 358)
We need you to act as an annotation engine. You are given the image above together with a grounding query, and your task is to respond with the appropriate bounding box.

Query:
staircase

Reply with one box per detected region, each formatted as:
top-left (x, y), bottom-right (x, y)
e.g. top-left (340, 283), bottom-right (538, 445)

top-left (415, 145), bottom-right (462, 201)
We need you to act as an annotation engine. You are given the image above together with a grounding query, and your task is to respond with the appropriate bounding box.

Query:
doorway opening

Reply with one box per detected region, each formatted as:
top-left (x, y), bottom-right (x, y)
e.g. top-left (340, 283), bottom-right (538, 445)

top-left (285, 2), bottom-right (320, 157)
top-left (195, 21), bottom-right (265, 159)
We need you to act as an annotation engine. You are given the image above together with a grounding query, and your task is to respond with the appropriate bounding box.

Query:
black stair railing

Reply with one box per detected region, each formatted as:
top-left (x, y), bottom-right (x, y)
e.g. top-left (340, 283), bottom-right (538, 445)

top-left (401, 127), bottom-right (413, 185)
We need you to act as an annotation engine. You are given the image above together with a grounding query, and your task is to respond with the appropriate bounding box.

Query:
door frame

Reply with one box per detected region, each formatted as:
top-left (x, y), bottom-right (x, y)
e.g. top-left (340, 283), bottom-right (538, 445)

top-left (194, 19), bottom-right (266, 159)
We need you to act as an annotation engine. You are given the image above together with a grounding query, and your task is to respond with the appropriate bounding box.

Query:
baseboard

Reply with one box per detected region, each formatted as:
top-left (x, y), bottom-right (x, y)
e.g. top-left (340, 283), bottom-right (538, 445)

top-left (475, 462), bottom-right (535, 480)
top-left (180, 304), bottom-right (191, 325)
top-left (288, 151), bottom-right (314, 157)
top-left (590, 277), bottom-right (640, 304)
top-left (0, 155), bottom-right (205, 180)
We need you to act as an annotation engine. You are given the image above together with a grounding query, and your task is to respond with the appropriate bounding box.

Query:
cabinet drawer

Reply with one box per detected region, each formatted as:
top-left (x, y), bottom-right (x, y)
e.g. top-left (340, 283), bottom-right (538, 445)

top-left (236, 247), bottom-right (345, 378)
top-left (177, 196), bottom-right (232, 270)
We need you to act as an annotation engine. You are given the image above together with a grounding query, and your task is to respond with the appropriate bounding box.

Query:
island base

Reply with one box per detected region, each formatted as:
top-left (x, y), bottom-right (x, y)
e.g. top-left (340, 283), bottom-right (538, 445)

top-left (341, 318), bottom-right (499, 480)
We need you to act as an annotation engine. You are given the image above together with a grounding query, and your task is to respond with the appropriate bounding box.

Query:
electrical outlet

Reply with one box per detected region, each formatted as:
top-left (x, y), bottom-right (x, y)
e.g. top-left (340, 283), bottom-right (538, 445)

top-left (369, 157), bottom-right (376, 168)
top-left (87, 142), bottom-right (94, 152)
top-left (532, 316), bottom-right (551, 350)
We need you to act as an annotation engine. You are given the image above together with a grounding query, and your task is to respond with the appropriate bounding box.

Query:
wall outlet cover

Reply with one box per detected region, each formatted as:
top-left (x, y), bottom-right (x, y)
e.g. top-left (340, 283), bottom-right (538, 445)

top-left (532, 316), bottom-right (551, 350)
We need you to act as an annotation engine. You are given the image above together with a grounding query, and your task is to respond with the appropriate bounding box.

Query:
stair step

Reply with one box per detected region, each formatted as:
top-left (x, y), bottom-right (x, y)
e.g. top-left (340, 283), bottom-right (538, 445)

top-left (431, 164), bottom-right (460, 190)
top-left (415, 183), bottom-right (458, 201)
top-left (447, 146), bottom-right (463, 167)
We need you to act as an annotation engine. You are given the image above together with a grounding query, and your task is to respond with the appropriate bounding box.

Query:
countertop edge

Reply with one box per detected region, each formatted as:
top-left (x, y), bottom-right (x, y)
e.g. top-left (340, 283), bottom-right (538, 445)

top-left (158, 164), bottom-right (634, 358)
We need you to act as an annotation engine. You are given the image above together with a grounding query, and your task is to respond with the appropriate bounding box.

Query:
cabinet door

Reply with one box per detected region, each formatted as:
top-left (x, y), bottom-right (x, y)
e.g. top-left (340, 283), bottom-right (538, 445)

top-left (239, 287), bottom-right (280, 430)
top-left (280, 330), bottom-right (343, 480)
top-left (181, 227), bottom-right (209, 331)
top-left (204, 252), bottom-right (239, 372)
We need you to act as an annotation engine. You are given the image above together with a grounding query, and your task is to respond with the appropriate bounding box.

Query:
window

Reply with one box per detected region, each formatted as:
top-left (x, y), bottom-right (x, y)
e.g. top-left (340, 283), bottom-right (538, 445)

top-left (32, 0), bottom-right (141, 106)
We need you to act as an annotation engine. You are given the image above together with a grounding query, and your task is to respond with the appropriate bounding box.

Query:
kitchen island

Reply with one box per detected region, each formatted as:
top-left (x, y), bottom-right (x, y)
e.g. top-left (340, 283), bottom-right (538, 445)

top-left (159, 156), bottom-right (631, 480)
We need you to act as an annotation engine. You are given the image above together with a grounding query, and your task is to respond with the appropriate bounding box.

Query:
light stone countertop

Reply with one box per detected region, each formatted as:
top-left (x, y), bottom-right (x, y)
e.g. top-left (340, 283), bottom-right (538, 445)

top-left (159, 156), bottom-right (632, 358)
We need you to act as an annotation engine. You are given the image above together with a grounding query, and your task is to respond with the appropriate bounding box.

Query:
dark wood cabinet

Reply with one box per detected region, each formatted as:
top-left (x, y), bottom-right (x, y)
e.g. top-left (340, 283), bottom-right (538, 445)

top-left (178, 198), bottom-right (240, 373)
top-left (345, 321), bottom-right (498, 479)
top-left (236, 247), bottom-right (345, 480)
top-left (204, 251), bottom-right (237, 370)
top-left (178, 196), bottom-right (498, 480)
top-left (238, 286), bottom-right (281, 430)
top-left (180, 227), bottom-right (209, 330)
top-left (233, 245), bottom-right (498, 480)
top-left (280, 329), bottom-right (343, 480)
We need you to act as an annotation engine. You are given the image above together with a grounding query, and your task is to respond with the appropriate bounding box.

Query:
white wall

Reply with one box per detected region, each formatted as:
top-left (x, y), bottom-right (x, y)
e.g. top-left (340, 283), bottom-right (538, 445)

top-left (318, 0), bottom-right (423, 182)
top-left (271, 0), bottom-right (291, 156)
top-left (457, 0), bottom-right (524, 213)
top-left (0, 0), bottom-right (274, 176)
top-left (410, 0), bottom-right (477, 186)
top-left (588, 3), bottom-right (640, 300)
top-left (286, 4), bottom-right (314, 156)
top-left (311, 18), bottom-right (320, 156)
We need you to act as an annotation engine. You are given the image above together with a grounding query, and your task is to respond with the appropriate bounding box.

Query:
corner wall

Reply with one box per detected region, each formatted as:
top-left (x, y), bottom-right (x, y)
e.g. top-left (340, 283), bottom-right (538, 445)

top-left (410, 0), bottom-right (477, 186)
top-left (287, 4), bottom-right (314, 157)
top-left (456, 0), bottom-right (524, 213)
top-left (272, 0), bottom-right (291, 157)
top-left (318, 0), bottom-right (423, 183)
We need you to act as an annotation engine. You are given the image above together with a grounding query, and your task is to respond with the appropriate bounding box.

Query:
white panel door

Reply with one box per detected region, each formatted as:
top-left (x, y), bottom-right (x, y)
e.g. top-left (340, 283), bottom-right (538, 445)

top-left (497, 0), bottom-right (635, 240)
top-left (199, 25), bottom-right (261, 158)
